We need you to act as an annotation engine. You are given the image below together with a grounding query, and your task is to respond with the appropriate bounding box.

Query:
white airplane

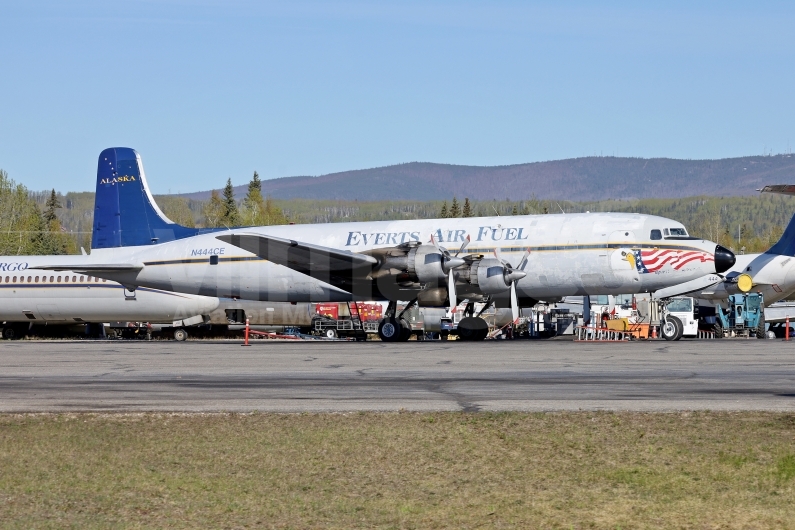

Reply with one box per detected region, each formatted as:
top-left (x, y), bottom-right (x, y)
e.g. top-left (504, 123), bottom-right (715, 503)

top-left (0, 268), bottom-right (323, 340)
top-left (0, 270), bottom-right (219, 339)
top-left (32, 147), bottom-right (735, 341)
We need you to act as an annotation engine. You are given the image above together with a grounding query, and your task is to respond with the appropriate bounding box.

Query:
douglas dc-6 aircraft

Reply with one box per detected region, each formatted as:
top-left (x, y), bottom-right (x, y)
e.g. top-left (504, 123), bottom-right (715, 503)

top-left (31, 148), bottom-right (735, 341)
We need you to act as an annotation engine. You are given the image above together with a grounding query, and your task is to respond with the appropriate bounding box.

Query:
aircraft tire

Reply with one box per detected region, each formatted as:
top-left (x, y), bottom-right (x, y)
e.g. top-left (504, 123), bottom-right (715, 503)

top-left (378, 318), bottom-right (402, 342)
top-left (713, 322), bottom-right (724, 339)
top-left (173, 328), bottom-right (188, 341)
top-left (661, 316), bottom-right (683, 341)
top-left (457, 316), bottom-right (489, 341)
top-left (2, 324), bottom-right (27, 340)
top-left (756, 313), bottom-right (766, 339)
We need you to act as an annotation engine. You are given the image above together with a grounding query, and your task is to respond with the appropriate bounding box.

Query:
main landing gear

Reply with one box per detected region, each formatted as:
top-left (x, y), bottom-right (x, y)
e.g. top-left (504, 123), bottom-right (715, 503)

top-left (377, 301), bottom-right (412, 342)
top-left (456, 302), bottom-right (489, 341)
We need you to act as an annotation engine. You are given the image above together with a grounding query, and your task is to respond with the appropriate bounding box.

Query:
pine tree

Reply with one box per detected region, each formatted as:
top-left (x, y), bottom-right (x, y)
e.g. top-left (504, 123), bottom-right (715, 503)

top-left (222, 178), bottom-right (240, 227)
top-left (263, 195), bottom-right (289, 226)
top-left (202, 190), bottom-right (226, 228)
top-left (242, 171), bottom-right (266, 225)
top-left (450, 197), bottom-right (461, 218)
top-left (43, 189), bottom-right (61, 225)
top-left (440, 200), bottom-right (449, 218)
top-left (511, 204), bottom-right (518, 216)
top-left (462, 198), bottom-right (472, 217)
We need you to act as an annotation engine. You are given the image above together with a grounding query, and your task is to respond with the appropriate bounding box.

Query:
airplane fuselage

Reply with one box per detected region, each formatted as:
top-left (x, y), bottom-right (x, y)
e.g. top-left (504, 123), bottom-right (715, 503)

top-left (0, 268), bottom-right (219, 324)
top-left (40, 213), bottom-right (725, 304)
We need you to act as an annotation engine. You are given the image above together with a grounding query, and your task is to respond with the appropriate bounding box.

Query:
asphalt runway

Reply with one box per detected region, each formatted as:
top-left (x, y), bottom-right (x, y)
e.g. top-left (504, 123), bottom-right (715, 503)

top-left (1, 339), bottom-right (795, 412)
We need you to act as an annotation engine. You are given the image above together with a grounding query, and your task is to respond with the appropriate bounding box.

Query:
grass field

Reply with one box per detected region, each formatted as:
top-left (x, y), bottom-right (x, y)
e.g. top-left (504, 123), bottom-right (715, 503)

top-left (2, 412), bottom-right (795, 529)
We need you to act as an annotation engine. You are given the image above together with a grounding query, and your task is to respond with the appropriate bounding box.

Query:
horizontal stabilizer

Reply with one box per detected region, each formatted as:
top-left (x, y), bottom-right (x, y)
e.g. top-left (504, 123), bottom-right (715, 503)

top-left (217, 233), bottom-right (376, 280)
top-left (652, 274), bottom-right (723, 299)
top-left (29, 263), bottom-right (144, 273)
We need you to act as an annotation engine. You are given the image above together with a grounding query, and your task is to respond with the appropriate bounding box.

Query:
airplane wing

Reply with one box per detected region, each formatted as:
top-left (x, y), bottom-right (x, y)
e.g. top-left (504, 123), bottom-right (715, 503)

top-left (652, 274), bottom-right (723, 299)
top-left (29, 264), bottom-right (144, 272)
top-left (217, 233), bottom-right (377, 291)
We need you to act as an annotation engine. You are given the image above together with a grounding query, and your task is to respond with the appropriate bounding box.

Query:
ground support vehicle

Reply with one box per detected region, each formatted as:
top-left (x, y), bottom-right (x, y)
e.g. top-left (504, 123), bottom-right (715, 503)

top-left (312, 315), bottom-right (378, 339)
top-left (658, 297), bottom-right (700, 341)
top-left (714, 293), bottom-right (766, 339)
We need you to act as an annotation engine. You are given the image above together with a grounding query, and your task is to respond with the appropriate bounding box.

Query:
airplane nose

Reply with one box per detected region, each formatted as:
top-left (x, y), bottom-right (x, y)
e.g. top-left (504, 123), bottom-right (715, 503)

top-left (714, 245), bottom-right (736, 273)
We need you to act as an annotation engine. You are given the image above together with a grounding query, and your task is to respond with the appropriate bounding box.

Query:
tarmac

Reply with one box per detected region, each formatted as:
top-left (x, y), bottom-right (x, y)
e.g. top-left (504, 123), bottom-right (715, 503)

top-left (1, 338), bottom-right (795, 413)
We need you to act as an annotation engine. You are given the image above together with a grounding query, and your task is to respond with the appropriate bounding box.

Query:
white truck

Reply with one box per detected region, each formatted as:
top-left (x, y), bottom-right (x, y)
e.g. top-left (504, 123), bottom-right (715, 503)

top-left (659, 297), bottom-right (699, 341)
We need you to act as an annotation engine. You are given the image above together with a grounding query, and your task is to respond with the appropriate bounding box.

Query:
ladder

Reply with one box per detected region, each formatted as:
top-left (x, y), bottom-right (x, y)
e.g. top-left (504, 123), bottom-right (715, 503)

top-left (347, 301), bottom-right (367, 341)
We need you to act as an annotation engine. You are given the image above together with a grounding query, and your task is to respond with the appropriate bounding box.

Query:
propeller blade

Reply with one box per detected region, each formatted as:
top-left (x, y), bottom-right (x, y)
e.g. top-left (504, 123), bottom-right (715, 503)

top-left (448, 269), bottom-right (457, 311)
top-left (493, 246), bottom-right (504, 264)
top-left (455, 235), bottom-right (471, 257)
top-left (516, 248), bottom-right (531, 271)
top-left (510, 281), bottom-right (519, 322)
top-left (431, 234), bottom-right (451, 257)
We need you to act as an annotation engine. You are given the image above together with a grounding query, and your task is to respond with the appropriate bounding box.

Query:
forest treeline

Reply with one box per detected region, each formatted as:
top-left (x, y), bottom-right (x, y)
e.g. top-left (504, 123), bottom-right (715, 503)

top-left (4, 167), bottom-right (795, 256)
top-left (0, 170), bottom-right (79, 255)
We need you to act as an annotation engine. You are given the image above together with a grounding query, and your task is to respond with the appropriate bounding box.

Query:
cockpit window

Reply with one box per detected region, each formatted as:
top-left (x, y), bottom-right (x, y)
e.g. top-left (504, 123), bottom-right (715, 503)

top-left (668, 228), bottom-right (688, 237)
top-left (650, 229), bottom-right (662, 240)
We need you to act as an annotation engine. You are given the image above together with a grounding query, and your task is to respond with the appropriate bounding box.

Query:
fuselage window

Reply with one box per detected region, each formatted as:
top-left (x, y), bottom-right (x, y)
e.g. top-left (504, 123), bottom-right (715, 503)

top-left (35, 276), bottom-right (39, 283)
top-left (50, 276), bottom-right (54, 282)
top-left (79, 275), bottom-right (83, 282)
top-left (668, 228), bottom-right (688, 236)
top-left (12, 276), bottom-right (17, 282)
top-left (72, 276), bottom-right (77, 282)
top-left (64, 276), bottom-right (69, 283)
top-left (102, 278), bottom-right (107, 283)
top-left (650, 229), bottom-right (662, 240)
top-left (57, 276), bottom-right (61, 282)
top-left (95, 277), bottom-right (100, 283)
top-left (27, 276), bottom-right (31, 283)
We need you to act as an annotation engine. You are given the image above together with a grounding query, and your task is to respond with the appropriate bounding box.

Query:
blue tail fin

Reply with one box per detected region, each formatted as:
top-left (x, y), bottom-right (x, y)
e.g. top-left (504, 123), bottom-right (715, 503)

top-left (92, 148), bottom-right (209, 249)
top-left (766, 213), bottom-right (795, 256)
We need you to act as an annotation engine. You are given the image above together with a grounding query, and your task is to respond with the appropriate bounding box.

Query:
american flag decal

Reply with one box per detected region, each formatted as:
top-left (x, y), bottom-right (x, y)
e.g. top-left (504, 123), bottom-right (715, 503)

top-left (633, 248), bottom-right (713, 273)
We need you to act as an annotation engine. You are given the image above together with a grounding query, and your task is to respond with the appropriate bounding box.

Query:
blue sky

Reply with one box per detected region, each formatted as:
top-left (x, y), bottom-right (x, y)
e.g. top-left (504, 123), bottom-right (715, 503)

top-left (1, 1), bottom-right (794, 193)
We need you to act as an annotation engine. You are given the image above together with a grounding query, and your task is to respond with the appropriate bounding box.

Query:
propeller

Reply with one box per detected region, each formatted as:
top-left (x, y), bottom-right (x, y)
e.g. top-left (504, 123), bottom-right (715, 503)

top-left (493, 246), bottom-right (531, 322)
top-left (431, 235), bottom-right (470, 311)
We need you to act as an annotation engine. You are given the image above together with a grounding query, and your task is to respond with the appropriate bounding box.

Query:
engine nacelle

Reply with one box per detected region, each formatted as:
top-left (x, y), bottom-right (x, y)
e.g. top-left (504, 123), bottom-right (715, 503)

top-left (472, 257), bottom-right (511, 295)
top-left (373, 244), bottom-right (448, 285)
top-left (407, 245), bottom-right (448, 284)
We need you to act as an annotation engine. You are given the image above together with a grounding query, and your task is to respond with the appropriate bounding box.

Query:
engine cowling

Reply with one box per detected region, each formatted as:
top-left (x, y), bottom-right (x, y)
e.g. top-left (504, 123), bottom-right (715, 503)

top-left (372, 243), bottom-right (451, 284)
top-left (471, 257), bottom-right (513, 294)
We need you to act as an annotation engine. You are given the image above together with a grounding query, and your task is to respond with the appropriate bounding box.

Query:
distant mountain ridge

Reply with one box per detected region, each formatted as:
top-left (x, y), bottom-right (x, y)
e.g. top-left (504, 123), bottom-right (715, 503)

top-left (179, 155), bottom-right (795, 202)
